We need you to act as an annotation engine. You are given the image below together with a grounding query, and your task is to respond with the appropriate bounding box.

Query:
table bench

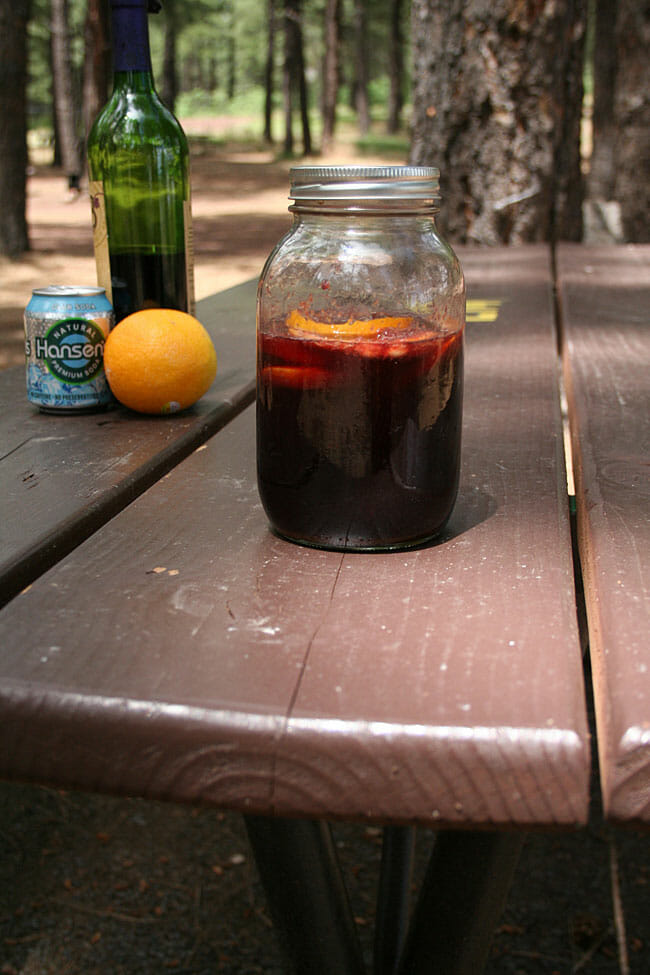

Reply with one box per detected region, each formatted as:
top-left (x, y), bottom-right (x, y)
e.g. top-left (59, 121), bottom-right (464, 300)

top-left (557, 243), bottom-right (650, 828)
top-left (2, 243), bottom-right (635, 973)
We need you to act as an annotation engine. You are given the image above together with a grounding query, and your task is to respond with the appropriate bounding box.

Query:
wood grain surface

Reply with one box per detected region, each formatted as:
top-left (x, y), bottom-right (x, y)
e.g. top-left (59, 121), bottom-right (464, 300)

top-left (0, 247), bottom-right (590, 828)
top-left (557, 243), bottom-right (650, 826)
top-left (0, 282), bottom-right (257, 606)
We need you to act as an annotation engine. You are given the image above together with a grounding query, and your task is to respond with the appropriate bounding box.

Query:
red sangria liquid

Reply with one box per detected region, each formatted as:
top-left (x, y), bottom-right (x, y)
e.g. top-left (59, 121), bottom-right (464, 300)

top-left (256, 314), bottom-right (463, 550)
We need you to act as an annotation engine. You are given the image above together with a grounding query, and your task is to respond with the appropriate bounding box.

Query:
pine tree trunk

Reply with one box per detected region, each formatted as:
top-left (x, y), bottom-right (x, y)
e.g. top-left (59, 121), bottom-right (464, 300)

top-left (321, 0), bottom-right (341, 149)
top-left (410, 0), bottom-right (586, 244)
top-left (207, 57), bottom-right (217, 93)
top-left (51, 0), bottom-right (83, 191)
top-left (613, 0), bottom-right (649, 241)
top-left (82, 0), bottom-right (111, 145)
top-left (296, 31), bottom-right (312, 155)
top-left (227, 1), bottom-right (236, 101)
top-left (264, 0), bottom-right (276, 144)
top-left (161, 0), bottom-right (178, 112)
top-left (353, 0), bottom-right (370, 135)
top-left (387, 0), bottom-right (404, 134)
top-left (51, 38), bottom-right (62, 169)
top-left (588, 0), bottom-right (618, 200)
top-left (283, 2), bottom-right (295, 154)
top-left (283, 0), bottom-right (311, 155)
top-left (0, 0), bottom-right (31, 256)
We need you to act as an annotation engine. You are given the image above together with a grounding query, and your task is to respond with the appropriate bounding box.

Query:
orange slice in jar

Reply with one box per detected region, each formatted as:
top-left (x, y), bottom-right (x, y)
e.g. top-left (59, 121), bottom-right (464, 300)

top-left (287, 308), bottom-right (412, 339)
top-left (261, 365), bottom-right (331, 388)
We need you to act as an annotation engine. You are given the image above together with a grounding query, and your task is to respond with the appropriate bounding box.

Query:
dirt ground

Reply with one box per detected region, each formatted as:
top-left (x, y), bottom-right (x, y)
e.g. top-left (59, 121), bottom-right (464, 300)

top-left (0, 143), bottom-right (286, 370)
top-left (0, 130), bottom-right (396, 371)
top-left (1, 132), bottom-right (648, 974)
top-left (1, 761), bottom-right (649, 973)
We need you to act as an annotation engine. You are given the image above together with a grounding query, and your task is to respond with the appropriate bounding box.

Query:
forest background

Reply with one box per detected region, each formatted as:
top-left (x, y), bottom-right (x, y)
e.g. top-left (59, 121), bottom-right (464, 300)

top-left (0, 0), bottom-right (648, 363)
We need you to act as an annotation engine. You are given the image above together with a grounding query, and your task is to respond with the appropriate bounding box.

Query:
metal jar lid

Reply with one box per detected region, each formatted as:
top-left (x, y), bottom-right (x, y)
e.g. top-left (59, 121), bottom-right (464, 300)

top-left (289, 165), bottom-right (440, 201)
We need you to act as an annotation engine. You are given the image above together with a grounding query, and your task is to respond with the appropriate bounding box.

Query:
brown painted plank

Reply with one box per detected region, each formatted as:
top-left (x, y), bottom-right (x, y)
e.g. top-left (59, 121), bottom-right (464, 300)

top-left (0, 246), bottom-right (589, 827)
top-left (0, 282), bottom-right (257, 606)
top-left (557, 243), bottom-right (650, 826)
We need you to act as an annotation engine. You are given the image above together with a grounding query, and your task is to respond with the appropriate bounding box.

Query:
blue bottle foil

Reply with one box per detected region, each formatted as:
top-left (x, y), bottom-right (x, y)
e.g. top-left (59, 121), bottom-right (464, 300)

top-left (24, 286), bottom-right (115, 412)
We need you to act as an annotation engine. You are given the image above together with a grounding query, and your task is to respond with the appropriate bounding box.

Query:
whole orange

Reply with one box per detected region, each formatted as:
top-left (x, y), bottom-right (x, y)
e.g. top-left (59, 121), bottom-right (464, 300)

top-left (103, 308), bottom-right (217, 414)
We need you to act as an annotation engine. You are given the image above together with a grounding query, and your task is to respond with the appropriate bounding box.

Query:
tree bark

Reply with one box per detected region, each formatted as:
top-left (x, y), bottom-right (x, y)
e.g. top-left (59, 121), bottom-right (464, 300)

top-left (0, 0), bottom-right (31, 256)
top-left (283, 2), bottom-right (295, 154)
top-left (387, 0), bottom-right (404, 134)
top-left (588, 0), bottom-right (618, 200)
top-left (206, 56), bottom-right (217, 93)
top-left (353, 0), bottom-right (370, 135)
top-left (264, 0), bottom-right (277, 143)
top-left (161, 0), bottom-right (179, 112)
top-left (296, 18), bottom-right (312, 156)
top-left (410, 0), bottom-right (587, 244)
top-left (227, 1), bottom-right (236, 101)
top-left (321, 0), bottom-right (341, 149)
top-left (283, 0), bottom-right (312, 155)
top-left (613, 0), bottom-right (649, 241)
top-left (51, 0), bottom-right (83, 191)
top-left (82, 0), bottom-right (111, 143)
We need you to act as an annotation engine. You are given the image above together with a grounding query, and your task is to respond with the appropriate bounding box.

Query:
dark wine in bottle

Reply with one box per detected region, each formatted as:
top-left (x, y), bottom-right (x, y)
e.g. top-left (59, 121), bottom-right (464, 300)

top-left (109, 251), bottom-right (189, 322)
top-left (87, 0), bottom-right (195, 322)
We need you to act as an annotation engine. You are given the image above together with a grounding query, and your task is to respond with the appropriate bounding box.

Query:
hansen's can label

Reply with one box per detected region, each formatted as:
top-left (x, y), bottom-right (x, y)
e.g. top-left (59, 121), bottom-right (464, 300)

top-left (24, 286), bottom-right (115, 412)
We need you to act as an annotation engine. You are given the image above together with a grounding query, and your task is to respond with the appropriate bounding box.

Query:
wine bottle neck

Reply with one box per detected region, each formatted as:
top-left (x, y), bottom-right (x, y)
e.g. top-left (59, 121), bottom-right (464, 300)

top-left (110, 0), bottom-right (153, 75)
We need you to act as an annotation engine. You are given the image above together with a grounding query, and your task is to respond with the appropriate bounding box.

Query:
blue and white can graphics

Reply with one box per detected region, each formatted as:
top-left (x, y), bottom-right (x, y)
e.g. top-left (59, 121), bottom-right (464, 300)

top-left (24, 286), bottom-right (115, 412)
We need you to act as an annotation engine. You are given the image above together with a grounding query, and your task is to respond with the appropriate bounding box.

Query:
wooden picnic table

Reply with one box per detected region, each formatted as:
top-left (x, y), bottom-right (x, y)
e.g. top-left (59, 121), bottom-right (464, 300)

top-left (556, 243), bottom-right (650, 828)
top-left (0, 243), bottom-right (645, 974)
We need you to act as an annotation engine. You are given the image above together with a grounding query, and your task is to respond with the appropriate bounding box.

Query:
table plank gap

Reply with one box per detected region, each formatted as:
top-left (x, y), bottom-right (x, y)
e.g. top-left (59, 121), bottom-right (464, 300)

top-left (557, 242), bottom-right (650, 827)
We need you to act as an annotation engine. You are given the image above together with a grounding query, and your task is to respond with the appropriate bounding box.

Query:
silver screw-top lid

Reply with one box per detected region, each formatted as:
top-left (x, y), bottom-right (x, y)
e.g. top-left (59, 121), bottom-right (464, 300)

top-left (289, 165), bottom-right (440, 201)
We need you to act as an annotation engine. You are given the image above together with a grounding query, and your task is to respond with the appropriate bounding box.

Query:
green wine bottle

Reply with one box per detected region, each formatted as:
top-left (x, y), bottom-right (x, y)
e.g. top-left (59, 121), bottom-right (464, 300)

top-left (87, 0), bottom-right (195, 322)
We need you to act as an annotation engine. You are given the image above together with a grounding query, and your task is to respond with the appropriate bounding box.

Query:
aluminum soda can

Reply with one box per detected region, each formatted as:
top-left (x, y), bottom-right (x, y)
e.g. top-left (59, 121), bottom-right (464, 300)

top-left (24, 286), bottom-right (115, 412)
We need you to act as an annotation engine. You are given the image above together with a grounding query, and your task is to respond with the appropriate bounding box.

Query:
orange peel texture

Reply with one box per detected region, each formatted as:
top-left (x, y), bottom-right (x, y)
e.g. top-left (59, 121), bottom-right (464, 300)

top-left (287, 308), bottom-right (412, 339)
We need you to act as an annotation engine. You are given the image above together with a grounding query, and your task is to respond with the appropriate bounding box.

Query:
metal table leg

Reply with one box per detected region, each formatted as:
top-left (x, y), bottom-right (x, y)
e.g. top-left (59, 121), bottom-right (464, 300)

top-left (244, 815), bottom-right (366, 975)
top-left (373, 826), bottom-right (416, 975)
top-left (397, 829), bottom-right (524, 975)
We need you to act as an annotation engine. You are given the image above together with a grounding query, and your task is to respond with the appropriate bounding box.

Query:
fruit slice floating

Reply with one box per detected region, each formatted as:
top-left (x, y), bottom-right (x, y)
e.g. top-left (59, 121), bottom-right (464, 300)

top-left (261, 365), bottom-right (331, 389)
top-left (287, 308), bottom-right (412, 339)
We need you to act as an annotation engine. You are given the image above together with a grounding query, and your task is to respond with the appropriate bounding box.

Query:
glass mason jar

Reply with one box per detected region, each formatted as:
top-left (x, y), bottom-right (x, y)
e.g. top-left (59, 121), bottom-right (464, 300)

top-left (256, 165), bottom-right (465, 552)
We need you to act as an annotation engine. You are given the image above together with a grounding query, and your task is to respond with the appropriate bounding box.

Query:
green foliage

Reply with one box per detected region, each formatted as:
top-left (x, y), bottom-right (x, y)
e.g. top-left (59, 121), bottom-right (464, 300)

top-left (176, 85), bottom-right (270, 117)
top-left (27, 0), bottom-right (56, 125)
top-left (149, 0), bottom-right (273, 98)
top-left (354, 129), bottom-right (410, 158)
top-left (28, 0), bottom-right (89, 126)
top-left (27, 0), bottom-right (412, 139)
